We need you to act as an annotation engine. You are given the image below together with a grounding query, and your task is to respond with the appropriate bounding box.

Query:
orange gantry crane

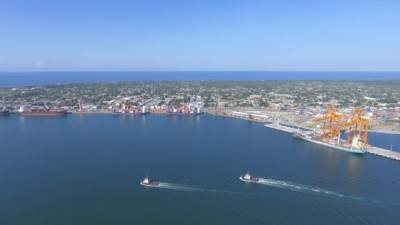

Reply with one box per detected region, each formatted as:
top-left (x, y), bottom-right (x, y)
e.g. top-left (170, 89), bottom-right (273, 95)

top-left (313, 104), bottom-right (369, 146)
top-left (313, 104), bottom-right (343, 143)
top-left (343, 108), bottom-right (369, 146)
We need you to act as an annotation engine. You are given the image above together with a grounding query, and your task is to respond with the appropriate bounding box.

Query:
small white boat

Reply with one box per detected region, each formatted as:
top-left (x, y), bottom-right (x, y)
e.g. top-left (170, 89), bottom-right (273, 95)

top-left (140, 177), bottom-right (160, 187)
top-left (239, 172), bottom-right (259, 183)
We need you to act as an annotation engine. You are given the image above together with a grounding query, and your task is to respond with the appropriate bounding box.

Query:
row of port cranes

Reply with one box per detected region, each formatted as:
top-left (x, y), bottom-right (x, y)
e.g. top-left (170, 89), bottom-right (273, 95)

top-left (77, 97), bottom-right (203, 115)
top-left (312, 104), bottom-right (369, 149)
top-left (167, 96), bottom-right (203, 114)
top-left (111, 102), bottom-right (148, 114)
top-left (76, 98), bottom-right (149, 114)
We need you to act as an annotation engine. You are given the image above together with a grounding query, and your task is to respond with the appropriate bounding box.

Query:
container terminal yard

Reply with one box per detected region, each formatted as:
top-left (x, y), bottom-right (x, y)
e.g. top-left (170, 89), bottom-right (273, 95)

top-left (212, 106), bottom-right (400, 161)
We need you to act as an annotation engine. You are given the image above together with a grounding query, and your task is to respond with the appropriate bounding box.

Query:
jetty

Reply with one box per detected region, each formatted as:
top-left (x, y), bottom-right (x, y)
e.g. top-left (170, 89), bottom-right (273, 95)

top-left (263, 122), bottom-right (400, 162)
top-left (367, 146), bottom-right (400, 161)
top-left (264, 123), bottom-right (302, 134)
top-left (264, 122), bottom-right (312, 134)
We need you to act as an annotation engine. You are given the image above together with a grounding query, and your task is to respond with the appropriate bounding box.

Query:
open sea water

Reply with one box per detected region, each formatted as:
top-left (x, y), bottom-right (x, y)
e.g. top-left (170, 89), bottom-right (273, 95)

top-left (0, 114), bottom-right (399, 225)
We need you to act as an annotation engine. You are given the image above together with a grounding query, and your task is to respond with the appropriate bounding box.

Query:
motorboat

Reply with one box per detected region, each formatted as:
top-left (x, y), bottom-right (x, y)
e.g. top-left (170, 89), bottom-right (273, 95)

top-left (140, 177), bottom-right (160, 187)
top-left (239, 172), bottom-right (259, 183)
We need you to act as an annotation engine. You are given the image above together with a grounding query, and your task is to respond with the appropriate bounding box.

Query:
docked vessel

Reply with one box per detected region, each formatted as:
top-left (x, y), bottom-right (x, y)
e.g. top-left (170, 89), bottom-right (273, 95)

top-left (18, 106), bottom-right (67, 117)
top-left (140, 177), bottom-right (160, 188)
top-left (295, 105), bottom-right (370, 155)
top-left (293, 130), bottom-right (306, 139)
top-left (140, 105), bottom-right (149, 115)
top-left (112, 109), bottom-right (128, 115)
top-left (293, 131), bottom-right (367, 154)
top-left (239, 172), bottom-right (259, 183)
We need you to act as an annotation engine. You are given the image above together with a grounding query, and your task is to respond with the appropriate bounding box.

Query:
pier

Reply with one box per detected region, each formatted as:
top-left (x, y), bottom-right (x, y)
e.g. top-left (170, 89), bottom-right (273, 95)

top-left (367, 146), bottom-right (400, 161)
top-left (264, 123), bottom-right (302, 134)
top-left (263, 122), bottom-right (400, 162)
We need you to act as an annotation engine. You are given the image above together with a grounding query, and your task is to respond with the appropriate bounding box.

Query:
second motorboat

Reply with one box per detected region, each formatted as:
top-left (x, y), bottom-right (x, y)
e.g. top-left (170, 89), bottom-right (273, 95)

top-left (140, 177), bottom-right (160, 188)
top-left (239, 172), bottom-right (259, 183)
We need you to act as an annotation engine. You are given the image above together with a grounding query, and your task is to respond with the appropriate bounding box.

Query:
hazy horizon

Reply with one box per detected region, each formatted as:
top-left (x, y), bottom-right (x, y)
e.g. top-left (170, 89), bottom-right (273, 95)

top-left (0, 71), bottom-right (399, 87)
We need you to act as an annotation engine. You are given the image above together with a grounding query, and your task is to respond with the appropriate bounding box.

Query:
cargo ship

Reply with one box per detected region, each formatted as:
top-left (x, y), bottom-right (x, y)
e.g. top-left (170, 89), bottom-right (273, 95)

top-left (295, 105), bottom-right (370, 155)
top-left (18, 106), bottom-right (67, 117)
top-left (293, 131), bottom-right (367, 154)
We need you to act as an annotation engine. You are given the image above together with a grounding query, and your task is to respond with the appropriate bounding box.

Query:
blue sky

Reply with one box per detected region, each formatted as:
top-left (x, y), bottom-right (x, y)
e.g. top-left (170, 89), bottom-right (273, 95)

top-left (0, 0), bottom-right (399, 71)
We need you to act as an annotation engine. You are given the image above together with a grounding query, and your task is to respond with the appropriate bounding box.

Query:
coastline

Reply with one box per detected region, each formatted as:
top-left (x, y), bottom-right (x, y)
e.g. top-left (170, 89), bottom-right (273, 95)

top-left (6, 109), bottom-right (400, 136)
top-left (205, 108), bottom-right (400, 136)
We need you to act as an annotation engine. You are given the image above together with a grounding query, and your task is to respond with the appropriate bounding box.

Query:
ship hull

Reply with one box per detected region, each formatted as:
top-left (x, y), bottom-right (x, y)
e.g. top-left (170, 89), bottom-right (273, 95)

top-left (112, 112), bottom-right (136, 116)
top-left (298, 135), bottom-right (366, 154)
top-left (140, 181), bottom-right (160, 188)
top-left (19, 111), bottom-right (67, 117)
top-left (239, 176), bottom-right (259, 183)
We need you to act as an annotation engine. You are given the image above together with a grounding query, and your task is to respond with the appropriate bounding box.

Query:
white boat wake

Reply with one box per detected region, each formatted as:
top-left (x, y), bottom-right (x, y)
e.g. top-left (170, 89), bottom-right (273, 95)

top-left (256, 178), bottom-right (391, 205)
top-left (146, 181), bottom-right (398, 206)
top-left (157, 182), bottom-right (276, 198)
top-left (158, 182), bottom-right (205, 192)
top-left (158, 182), bottom-right (246, 196)
top-left (258, 178), bottom-right (350, 198)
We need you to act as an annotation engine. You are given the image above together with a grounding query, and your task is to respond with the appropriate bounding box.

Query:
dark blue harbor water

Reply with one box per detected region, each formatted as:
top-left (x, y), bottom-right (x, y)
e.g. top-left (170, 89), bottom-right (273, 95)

top-left (0, 71), bottom-right (399, 87)
top-left (0, 114), bottom-right (399, 225)
top-left (368, 132), bottom-right (400, 153)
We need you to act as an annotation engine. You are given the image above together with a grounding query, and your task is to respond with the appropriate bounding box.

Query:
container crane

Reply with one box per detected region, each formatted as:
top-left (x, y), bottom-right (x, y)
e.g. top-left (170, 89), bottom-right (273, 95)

top-left (313, 104), bottom-right (343, 143)
top-left (343, 108), bottom-right (369, 146)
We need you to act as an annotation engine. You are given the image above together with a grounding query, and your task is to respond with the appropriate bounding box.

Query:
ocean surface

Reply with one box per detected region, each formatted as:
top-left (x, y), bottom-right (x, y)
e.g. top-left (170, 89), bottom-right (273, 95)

top-left (0, 71), bottom-right (399, 87)
top-left (0, 114), bottom-right (399, 225)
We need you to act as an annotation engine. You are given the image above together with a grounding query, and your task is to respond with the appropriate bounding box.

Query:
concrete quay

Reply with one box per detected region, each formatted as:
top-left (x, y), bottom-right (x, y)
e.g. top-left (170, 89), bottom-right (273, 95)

top-left (263, 122), bottom-right (400, 162)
